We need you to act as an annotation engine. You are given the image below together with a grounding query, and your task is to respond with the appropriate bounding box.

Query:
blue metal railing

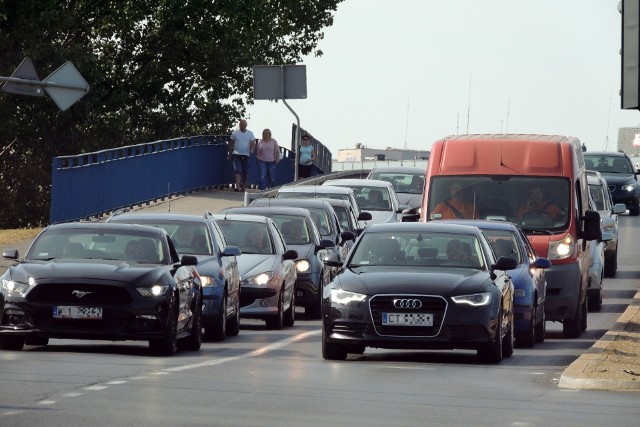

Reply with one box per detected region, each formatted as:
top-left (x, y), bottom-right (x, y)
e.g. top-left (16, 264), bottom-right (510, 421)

top-left (50, 135), bottom-right (308, 223)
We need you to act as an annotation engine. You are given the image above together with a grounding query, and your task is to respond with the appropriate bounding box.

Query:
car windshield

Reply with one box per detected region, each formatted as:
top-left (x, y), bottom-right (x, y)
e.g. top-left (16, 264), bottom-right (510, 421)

top-left (266, 215), bottom-right (311, 245)
top-left (349, 231), bottom-right (484, 268)
top-left (112, 219), bottom-right (213, 255)
top-left (348, 186), bottom-right (392, 211)
top-left (427, 176), bottom-right (570, 232)
top-left (369, 172), bottom-right (424, 194)
top-left (480, 229), bottom-right (523, 264)
top-left (306, 208), bottom-right (333, 236)
top-left (584, 155), bottom-right (633, 174)
top-left (217, 221), bottom-right (274, 255)
top-left (28, 228), bottom-right (166, 264)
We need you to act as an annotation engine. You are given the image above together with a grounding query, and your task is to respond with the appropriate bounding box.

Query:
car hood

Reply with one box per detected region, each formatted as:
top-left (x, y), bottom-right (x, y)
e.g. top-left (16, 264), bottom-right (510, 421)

top-left (6, 260), bottom-right (163, 285)
top-left (364, 210), bottom-right (398, 225)
top-left (236, 254), bottom-right (278, 278)
top-left (396, 193), bottom-right (422, 209)
top-left (333, 267), bottom-right (492, 296)
top-left (597, 172), bottom-right (636, 186)
top-left (287, 244), bottom-right (315, 261)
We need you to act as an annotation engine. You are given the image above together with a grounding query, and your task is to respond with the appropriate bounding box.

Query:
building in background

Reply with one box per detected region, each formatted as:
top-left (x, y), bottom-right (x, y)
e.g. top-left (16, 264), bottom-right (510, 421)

top-left (337, 143), bottom-right (430, 162)
top-left (618, 127), bottom-right (640, 156)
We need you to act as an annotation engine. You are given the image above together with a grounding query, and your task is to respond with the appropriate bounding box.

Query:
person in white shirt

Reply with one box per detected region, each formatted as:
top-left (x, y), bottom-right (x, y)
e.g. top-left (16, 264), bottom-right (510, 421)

top-left (227, 119), bottom-right (256, 191)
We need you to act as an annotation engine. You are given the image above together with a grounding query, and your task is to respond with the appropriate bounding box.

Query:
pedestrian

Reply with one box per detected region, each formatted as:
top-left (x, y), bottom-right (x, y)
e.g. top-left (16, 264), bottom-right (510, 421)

top-left (228, 119), bottom-right (256, 192)
top-left (298, 134), bottom-right (316, 178)
top-left (256, 128), bottom-right (280, 190)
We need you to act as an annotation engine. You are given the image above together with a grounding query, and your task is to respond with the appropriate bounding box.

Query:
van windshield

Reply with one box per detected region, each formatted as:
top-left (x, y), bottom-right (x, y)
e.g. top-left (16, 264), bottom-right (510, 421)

top-left (427, 176), bottom-right (570, 231)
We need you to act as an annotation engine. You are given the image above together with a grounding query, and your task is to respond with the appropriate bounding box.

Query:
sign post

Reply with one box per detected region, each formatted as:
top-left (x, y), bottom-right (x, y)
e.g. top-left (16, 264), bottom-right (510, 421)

top-left (253, 65), bottom-right (307, 181)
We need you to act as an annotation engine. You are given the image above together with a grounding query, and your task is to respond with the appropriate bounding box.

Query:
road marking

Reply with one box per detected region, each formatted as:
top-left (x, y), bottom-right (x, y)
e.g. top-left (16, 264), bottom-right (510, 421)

top-left (38, 401), bottom-right (56, 405)
top-left (62, 392), bottom-right (84, 397)
top-left (85, 385), bottom-right (107, 391)
top-left (165, 329), bottom-right (321, 373)
top-left (106, 380), bottom-right (127, 385)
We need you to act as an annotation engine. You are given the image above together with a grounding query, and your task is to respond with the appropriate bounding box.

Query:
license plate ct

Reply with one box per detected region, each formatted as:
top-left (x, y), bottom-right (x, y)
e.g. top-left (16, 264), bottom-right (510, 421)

top-left (382, 312), bottom-right (433, 326)
top-left (53, 306), bottom-right (102, 320)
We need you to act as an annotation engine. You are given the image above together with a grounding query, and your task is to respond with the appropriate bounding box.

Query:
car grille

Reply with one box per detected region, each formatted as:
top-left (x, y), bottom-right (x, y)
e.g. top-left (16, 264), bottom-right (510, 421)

top-left (331, 322), bottom-right (368, 338)
top-left (27, 283), bottom-right (133, 305)
top-left (370, 295), bottom-right (446, 337)
top-left (440, 325), bottom-right (488, 341)
top-left (33, 317), bottom-right (127, 332)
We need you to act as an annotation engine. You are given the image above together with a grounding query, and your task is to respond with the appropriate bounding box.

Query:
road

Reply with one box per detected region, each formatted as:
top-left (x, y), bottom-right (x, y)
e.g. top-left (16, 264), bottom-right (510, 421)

top-left (1, 190), bottom-right (639, 426)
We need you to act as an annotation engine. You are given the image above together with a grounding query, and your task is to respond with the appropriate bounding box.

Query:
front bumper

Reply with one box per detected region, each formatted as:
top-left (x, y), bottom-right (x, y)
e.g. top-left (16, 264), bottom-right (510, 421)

top-left (294, 272), bottom-right (321, 307)
top-left (239, 284), bottom-right (279, 318)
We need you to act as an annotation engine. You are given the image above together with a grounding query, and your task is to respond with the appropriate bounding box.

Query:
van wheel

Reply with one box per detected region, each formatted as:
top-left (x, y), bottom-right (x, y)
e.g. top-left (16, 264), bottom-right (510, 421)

top-left (563, 298), bottom-right (582, 338)
top-left (535, 305), bottom-right (546, 343)
top-left (580, 297), bottom-right (588, 331)
top-left (604, 252), bottom-right (617, 278)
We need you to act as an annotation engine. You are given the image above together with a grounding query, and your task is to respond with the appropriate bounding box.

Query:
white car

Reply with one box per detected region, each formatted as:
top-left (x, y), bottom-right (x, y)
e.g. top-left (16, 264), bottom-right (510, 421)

top-left (322, 178), bottom-right (410, 224)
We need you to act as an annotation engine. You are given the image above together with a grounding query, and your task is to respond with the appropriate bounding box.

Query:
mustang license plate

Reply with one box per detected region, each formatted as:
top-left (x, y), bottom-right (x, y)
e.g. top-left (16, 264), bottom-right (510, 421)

top-left (53, 306), bottom-right (102, 320)
top-left (382, 312), bottom-right (433, 326)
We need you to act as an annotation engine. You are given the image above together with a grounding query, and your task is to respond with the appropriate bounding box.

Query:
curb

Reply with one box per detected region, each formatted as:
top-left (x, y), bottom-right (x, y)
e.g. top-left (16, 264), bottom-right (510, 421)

top-left (559, 291), bottom-right (640, 391)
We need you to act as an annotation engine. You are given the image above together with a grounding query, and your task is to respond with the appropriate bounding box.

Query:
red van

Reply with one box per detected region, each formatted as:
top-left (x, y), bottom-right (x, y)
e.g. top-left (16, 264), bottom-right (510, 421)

top-left (419, 134), bottom-right (601, 338)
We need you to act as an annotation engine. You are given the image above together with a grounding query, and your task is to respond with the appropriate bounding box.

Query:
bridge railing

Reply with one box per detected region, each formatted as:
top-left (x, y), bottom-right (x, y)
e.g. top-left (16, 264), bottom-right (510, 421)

top-left (50, 135), bottom-right (305, 223)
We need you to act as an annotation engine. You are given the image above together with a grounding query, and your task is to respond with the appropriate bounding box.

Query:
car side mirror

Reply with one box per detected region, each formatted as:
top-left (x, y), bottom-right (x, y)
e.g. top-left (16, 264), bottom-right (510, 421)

top-left (283, 249), bottom-right (298, 260)
top-left (340, 231), bottom-right (356, 244)
top-left (221, 246), bottom-right (242, 257)
top-left (323, 252), bottom-right (343, 267)
top-left (358, 211), bottom-right (372, 221)
top-left (581, 210), bottom-right (602, 241)
top-left (318, 238), bottom-right (335, 250)
top-left (491, 256), bottom-right (518, 271)
top-left (612, 203), bottom-right (626, 215)
top-left (2, 249), bottom-right (19, 260)
top-left (532, 257), bottom-right (551, 269)
top-left (180, 254), bottom-right (198, 266)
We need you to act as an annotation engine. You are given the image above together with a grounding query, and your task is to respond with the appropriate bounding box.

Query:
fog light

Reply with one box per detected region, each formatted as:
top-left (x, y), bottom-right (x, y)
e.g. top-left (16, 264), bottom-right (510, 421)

top-left (260, 299), bottom-right (270, 307)
top-left (296, 291), bottom-right (304, 298)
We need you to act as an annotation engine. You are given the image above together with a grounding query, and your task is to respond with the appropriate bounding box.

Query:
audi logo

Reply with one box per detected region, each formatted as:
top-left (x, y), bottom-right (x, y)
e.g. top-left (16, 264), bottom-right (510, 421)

top-left (393, 298), bottom-right (422, 309)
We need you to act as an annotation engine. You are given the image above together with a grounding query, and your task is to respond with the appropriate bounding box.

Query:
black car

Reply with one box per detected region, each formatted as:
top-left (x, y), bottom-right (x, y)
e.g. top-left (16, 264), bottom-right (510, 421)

top-left (321, 222), bottom-right (517, 363)
top-left (220, 206), bottom-right (335, 319)
top-left (107, 211), bottom-right (242, 341)
top-left (0, 222), bottom-right (202, 355)
top-left (583, 151), bottom-right (640, 216)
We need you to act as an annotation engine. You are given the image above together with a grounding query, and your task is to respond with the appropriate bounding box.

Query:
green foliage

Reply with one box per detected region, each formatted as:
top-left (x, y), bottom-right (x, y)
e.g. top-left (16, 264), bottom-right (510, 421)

top-left (0, 0), bottom-right (342, 227)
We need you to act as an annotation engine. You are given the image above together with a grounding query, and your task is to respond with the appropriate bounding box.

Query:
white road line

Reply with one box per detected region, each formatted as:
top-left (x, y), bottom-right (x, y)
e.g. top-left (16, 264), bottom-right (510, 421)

top-left (38, 401), bottom-right (56, 405)
top-left (84, 385), bottom-right (108, 391)
top-left (62, 392), bottom-right (84, 397)
top-left (165, 329), bottom-right (321, 373)
top-left (106, 380), bottom-right (127, 385)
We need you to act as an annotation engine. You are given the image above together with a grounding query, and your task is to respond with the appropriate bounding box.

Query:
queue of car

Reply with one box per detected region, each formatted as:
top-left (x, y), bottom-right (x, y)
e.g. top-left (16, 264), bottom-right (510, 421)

top-left (1, 154), bottom-right (632, 362)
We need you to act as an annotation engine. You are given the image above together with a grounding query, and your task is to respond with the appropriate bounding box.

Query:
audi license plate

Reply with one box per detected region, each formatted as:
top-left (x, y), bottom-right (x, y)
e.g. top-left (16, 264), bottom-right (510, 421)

top-left (53, 306), bottom-right (102, 320)
top-left (382, 312), bottom-right (433, 326)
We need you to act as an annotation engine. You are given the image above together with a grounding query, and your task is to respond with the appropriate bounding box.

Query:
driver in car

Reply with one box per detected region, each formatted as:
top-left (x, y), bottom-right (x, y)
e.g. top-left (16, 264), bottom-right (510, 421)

top-left (515, 184), bottom-right (562, 222)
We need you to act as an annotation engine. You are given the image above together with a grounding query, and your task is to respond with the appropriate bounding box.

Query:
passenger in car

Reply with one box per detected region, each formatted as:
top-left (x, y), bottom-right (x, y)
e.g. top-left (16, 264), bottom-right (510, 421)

top-left (515, 184), bottom-right (562, 221)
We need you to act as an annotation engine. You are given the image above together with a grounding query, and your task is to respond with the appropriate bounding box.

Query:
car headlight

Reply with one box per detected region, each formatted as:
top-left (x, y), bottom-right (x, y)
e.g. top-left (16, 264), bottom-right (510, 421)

top-left (452, 292), bottom-right (492, 306)
top-left (245, 272), bottom-right (273, 286)
top-left (547, 234), bottom-right (574, 260)
top-left (136, 284), bottom-right (170, 297)
top-left (200, 275), bottom-right (216, 287)
top-left (1, 278), bottom-right (32, 295)
top-left (622, 183), bottom-right (637, 192)
top-left (296, 259), bottom-right (311, 273)
top-left (330, 289), bottom-right (367, 305)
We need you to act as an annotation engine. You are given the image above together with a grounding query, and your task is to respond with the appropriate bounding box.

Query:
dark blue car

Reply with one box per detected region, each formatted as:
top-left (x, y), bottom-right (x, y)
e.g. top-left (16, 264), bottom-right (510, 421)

top-left (441, 220), bottom-right (551, 348)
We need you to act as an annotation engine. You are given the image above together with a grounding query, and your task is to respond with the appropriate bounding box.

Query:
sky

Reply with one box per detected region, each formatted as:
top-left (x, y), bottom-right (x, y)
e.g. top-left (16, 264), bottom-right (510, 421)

top-left (244, 0), bottom-right (640, 158)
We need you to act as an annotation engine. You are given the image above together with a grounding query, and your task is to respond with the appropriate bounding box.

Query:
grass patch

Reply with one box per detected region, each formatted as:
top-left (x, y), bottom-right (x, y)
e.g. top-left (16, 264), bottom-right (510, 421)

top-left (0, 228), bottom-right (42, 245)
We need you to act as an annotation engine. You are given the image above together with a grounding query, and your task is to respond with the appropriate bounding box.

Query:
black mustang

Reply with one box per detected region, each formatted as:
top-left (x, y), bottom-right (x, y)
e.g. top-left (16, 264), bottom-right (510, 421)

top-left (0, 222), bottom-right (202, 355)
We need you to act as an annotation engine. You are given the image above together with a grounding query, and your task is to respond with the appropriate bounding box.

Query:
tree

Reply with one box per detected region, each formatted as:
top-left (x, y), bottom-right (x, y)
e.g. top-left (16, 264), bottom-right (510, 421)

top-left (0, 0), bottom-right (342, 228)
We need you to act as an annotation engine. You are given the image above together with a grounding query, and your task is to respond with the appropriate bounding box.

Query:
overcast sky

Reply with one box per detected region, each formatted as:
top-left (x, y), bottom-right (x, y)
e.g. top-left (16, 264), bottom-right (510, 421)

top-left (244, 0), bottom-right (639, 157)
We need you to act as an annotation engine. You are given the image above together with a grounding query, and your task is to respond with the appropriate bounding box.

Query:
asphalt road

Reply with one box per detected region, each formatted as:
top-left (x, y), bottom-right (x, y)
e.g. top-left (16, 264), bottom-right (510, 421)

top-left (1, 189), bottom-right (639, 426)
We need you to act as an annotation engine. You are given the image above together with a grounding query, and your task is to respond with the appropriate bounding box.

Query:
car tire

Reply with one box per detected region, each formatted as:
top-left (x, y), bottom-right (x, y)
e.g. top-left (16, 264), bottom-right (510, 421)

top-left (322, 328), bottom-right (347, 360)
top-left (629, 204), bottom-right (640, 216)
top-left (581, 297), bottom-right (588, 332)
top-left (226, 293), bottom-right (241, 337)
top-left (562, 296), bottom-right (582, 338)
top-left (516, 305), bottom-right (536, 348)
top-left (535, 304), bottom-right (546, 344)
top-left (177, 295), bottom-right (202, 351)
top-left (502, 310), bottom-right (514, 358)
top-left (25, 335), bottom-right (49, 346)
top-left (205, 292), bottom-right (227, 341)
top-left (265, 289), bottom-right (284, 330)
top-left (149, 295), bottom-right (178, 356)
top-left (604, 251), bottom-right (617, 278)
top-left (0, 335), bottom-right (26, 351)
top-left (283, 287), bottom-right (295, 327)
top-left (348, 344), bottom-right (366, 355)
top-left (477, 308), bottom-right (503, 364)
top-left (305, 277), bottom-right (323, 320)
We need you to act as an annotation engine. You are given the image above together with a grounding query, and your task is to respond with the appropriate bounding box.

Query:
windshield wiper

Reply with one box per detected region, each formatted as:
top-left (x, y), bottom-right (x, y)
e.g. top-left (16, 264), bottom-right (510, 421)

top-left (521, 228), bottom-right (553, 235)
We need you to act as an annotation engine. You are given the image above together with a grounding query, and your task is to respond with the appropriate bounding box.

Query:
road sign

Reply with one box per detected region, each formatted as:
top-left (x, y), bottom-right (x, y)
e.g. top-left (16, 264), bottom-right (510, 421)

top-left (2, 57), bottom-right (44, 97)
top-left (0, 57), bottom-right (90, 111)
top-left (253, 65), bottom-right (307, 100)
top-left (43, 61), bottom-right (90, 112)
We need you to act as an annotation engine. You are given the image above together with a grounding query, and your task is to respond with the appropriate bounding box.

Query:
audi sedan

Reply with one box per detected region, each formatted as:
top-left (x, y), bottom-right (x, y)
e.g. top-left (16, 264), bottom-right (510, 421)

top-left (0, 222), bottom-right (202, 355)
top-left (321, 222), bottom-right (517, 363)
top-left (107, 211), bottom-right (242, 341)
